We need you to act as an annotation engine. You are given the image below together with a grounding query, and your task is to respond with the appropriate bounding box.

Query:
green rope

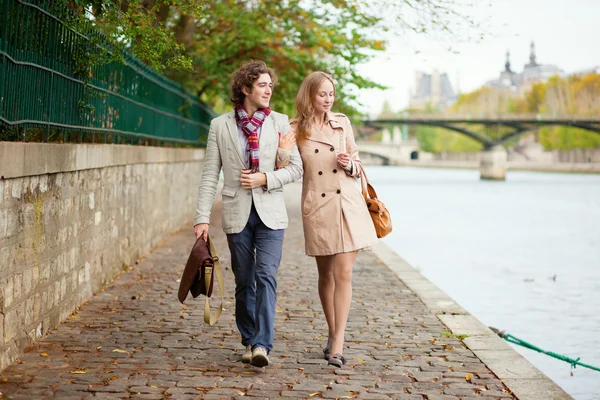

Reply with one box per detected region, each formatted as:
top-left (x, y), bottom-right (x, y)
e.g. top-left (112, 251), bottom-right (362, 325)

top-left (489, 327), bottom-right (600, 374)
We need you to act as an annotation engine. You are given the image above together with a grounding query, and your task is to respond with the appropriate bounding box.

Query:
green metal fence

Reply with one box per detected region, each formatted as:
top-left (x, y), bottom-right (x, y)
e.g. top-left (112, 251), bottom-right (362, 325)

top-left (0, 0), bottom-right (214, 145)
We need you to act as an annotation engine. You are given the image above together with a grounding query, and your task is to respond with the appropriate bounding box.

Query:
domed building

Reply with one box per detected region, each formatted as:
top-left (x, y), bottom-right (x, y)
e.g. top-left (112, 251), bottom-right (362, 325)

top-left (486, 42), bottom-right (564, 94)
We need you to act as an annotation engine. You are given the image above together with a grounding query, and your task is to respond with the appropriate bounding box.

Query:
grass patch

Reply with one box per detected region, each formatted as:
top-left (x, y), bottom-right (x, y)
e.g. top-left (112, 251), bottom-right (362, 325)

top-left (441, 331), bottom-right (469, 340)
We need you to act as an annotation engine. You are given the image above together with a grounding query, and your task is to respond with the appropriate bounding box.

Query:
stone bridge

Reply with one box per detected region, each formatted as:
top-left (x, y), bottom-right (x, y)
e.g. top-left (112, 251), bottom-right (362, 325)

top-left (358, 115), bottom-right (600, 180)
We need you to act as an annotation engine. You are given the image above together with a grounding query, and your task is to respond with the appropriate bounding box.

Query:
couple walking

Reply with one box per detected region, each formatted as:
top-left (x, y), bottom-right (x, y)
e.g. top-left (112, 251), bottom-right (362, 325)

top-left (193, 61), bottom-right (378, 368)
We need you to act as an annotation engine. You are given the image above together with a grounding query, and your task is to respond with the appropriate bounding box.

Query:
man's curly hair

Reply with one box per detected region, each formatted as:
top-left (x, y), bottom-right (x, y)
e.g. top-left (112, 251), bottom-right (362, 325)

top-left (230, 60), bottom-right (277, 105)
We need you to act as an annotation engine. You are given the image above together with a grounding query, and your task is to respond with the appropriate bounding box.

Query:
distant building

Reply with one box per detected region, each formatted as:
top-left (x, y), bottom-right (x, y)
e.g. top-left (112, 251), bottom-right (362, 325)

top-left (409, 69), bottom-right (457, 110)
top-left (486, 42), bottom-right (564, 93)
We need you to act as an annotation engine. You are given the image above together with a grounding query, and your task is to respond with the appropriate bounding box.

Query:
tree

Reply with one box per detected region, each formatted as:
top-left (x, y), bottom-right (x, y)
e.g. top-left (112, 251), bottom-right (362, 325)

top-left (48, 0), bottom-right (204, 73)
top-left (50, 0), bottom-right (485, 116)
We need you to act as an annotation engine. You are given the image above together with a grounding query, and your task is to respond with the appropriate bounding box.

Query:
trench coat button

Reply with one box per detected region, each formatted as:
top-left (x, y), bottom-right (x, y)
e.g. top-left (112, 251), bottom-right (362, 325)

top-left (318, 171), bottom-right (323, 175)
top-left (315, 149), bottom-right (319, 153)
top-left (333, 169), bottom-right (338, 173)
top-left (330, 147), bottom-right (335, 152)
top-left (321, 193), bottom-right (326, 197)
top-left (336, 189), bottom-right (341, 194)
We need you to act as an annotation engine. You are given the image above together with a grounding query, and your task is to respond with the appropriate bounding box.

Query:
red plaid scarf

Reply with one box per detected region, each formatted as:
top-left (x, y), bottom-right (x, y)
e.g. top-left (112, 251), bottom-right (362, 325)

top-left (234, 104), bottom-right (271, 172)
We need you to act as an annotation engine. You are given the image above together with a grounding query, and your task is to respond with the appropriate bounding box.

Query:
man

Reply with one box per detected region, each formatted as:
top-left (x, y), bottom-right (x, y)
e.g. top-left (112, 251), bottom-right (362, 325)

top-left (194, 61), bottom-right (302, 367)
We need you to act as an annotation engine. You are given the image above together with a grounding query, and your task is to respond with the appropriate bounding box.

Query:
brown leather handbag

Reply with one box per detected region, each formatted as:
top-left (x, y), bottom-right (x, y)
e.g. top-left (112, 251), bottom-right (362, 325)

top-left (178, 236), bottom-right (224, 325)
top-left (359, 164), bottom-right (392, 238)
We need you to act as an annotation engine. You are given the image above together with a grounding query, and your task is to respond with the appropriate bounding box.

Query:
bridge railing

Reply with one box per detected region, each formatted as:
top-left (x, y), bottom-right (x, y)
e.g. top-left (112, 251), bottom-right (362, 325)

top-left (365, 113), bottom-right (600, 122)
top-left (0, 0), bottom-right (214, 146)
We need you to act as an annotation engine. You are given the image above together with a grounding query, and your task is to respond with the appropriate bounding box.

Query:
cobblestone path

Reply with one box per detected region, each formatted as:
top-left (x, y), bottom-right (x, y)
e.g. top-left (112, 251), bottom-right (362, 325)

top-left (0, 183), bottom-right (515, 400)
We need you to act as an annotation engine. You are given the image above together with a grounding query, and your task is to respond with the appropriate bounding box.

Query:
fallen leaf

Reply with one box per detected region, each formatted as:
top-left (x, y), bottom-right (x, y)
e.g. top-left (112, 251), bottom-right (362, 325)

top-left (150, 385), bottom-right (158, 388)
top-left (17, 360), bottom-right (24, 364)
top-left (112, 349), bottom-right (128, 353)
top-left (40, 353), bottom-right (48, 357)
top-left (466, 373), bottom-right (473, 382)
top-left (237, 391), bottom-right (245, 396)
top-left (110, 376), bottom-right (118, 380)
top-left (308, 393), bottom-right (321, 397)
top-left (70, 370), bottom-right (87, 374)
top-left (241, 371), bottom-right (256, 375)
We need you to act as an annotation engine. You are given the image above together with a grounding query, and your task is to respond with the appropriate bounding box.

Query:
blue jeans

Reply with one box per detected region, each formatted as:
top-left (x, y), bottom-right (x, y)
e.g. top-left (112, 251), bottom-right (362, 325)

top-left (226, 205), bottom-right (284, 353)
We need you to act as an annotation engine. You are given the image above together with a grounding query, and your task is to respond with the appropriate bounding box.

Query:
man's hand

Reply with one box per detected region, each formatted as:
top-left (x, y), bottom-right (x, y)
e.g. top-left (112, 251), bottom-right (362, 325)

top-left (278, 129), bottom-right (296, 151)
top-left (194, 223), bottom-right (209, 241)
top-left (337, 152), bottom-right (351, 168)
top-left (241, 170), bottom-right (268, 189)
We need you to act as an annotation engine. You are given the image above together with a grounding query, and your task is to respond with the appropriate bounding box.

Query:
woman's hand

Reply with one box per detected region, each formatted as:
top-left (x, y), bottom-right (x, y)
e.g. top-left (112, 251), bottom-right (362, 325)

top-left (337, 152), bottom-right (351, 168)
top-left (278, 129), bottom-right (296, 151)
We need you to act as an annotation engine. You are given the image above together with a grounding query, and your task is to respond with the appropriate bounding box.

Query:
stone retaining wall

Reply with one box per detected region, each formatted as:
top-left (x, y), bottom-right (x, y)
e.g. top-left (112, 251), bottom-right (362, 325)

top-left (0, 142), bottom-right (204, 369)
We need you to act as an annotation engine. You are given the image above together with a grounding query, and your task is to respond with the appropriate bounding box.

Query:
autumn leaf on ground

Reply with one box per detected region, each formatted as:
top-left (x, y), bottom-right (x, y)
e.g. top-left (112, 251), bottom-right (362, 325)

top-left (112, 349), bottom-right (129, 353)
top-left (40, 353), bottom-right (48, 357)
top-left (308, 393), bottom-right (321, 397)
top-left (465, 373), bottom-right (473, 382)
top-left (70, 370), bottom-right (87, 374)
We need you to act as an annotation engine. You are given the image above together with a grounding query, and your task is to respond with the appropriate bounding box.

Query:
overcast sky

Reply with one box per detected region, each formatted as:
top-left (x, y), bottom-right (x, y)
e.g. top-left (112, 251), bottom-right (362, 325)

top-left (355, 0), bottom-right (600, 117)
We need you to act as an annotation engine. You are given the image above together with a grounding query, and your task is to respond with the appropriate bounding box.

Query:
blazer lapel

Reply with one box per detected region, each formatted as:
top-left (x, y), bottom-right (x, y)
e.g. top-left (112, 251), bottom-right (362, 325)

top-left (259, 115), bottom-right (277, 157)
top-left (226, 113), bottom-right (246, 165)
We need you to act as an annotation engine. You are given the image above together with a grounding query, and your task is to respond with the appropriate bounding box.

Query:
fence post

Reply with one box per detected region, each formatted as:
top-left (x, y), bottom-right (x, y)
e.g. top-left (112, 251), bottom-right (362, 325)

top-left (0, 0), bottom-right (10, 123)
top-left (45, 11), bottom-right (57, 142)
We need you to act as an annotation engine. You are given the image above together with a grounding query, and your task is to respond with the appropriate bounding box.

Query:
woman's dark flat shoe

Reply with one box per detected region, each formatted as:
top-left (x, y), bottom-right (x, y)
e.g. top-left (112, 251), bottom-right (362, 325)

top-left (328, 353), bottom-right (346, 368)
top-left (323, 345), bottom-right (331, 360)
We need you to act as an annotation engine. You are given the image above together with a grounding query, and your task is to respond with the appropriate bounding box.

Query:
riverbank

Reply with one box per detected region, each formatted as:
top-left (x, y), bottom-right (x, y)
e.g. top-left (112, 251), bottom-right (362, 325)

top-left (0, 182), bottom-right (572, 399)
top-left (378, 159), bottom-right (600, 173)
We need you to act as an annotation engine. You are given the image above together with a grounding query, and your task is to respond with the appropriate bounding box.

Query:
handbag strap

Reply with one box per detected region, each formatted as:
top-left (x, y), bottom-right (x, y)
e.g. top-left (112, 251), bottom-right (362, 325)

top-left (358, 163), bottom-right (379, 202)
top-left (204, 236), bottom-right (225, 325)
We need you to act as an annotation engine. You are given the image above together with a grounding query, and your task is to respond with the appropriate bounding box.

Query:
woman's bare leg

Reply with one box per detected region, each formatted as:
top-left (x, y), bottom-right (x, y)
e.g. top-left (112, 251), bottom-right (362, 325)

top-left (330, 251), bottom-right (358, 355)
top-left (316, 255), bottom-right (336, 347)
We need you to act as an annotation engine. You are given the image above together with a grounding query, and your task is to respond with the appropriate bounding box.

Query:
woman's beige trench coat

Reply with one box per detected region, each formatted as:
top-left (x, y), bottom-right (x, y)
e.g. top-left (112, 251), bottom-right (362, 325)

top-left (290, 112), bottom-right (378, 256)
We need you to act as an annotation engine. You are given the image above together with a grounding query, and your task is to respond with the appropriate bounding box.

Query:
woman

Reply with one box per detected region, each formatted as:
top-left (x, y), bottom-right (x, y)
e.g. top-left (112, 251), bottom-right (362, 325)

top-left (278, 71), bottom-right (378, 367)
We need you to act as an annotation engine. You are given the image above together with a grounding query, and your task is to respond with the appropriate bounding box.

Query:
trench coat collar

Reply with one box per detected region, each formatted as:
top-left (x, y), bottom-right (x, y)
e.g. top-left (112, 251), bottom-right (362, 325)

top-left (306, 112), bottom-right (343, 146)
top-left (226, 110), bottom-right (277, 166)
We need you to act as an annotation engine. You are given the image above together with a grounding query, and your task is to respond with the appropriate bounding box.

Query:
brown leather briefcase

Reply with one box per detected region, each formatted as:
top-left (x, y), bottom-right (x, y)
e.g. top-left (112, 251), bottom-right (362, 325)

top-left (178, 236), bottom-right (224, 325)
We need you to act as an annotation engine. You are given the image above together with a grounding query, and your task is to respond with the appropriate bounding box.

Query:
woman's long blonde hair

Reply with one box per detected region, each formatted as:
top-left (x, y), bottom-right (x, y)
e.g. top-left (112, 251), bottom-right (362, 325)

top-left (294, 71), bottom-right (336, 140)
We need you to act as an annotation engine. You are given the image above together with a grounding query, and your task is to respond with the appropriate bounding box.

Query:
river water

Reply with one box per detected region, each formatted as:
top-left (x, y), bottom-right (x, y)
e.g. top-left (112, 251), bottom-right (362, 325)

top-left (367, 166), bottom-right (600, 400)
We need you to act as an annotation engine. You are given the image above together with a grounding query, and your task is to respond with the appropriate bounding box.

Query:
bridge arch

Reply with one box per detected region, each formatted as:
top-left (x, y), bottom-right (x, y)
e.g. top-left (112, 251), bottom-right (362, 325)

top-left (362, 118), bottom-right (600, 149)
top-left (358, 151), bottom-right (391, 165)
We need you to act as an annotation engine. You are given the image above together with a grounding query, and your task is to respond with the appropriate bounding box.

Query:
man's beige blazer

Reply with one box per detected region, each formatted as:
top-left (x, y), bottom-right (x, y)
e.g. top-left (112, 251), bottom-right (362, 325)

top-left (194, 110), bottom-right (302, 234)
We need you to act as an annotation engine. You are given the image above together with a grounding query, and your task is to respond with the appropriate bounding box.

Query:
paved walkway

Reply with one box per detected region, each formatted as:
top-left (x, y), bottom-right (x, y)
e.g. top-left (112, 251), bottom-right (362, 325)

top-left (0, 183), bottom-right (515, 400)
